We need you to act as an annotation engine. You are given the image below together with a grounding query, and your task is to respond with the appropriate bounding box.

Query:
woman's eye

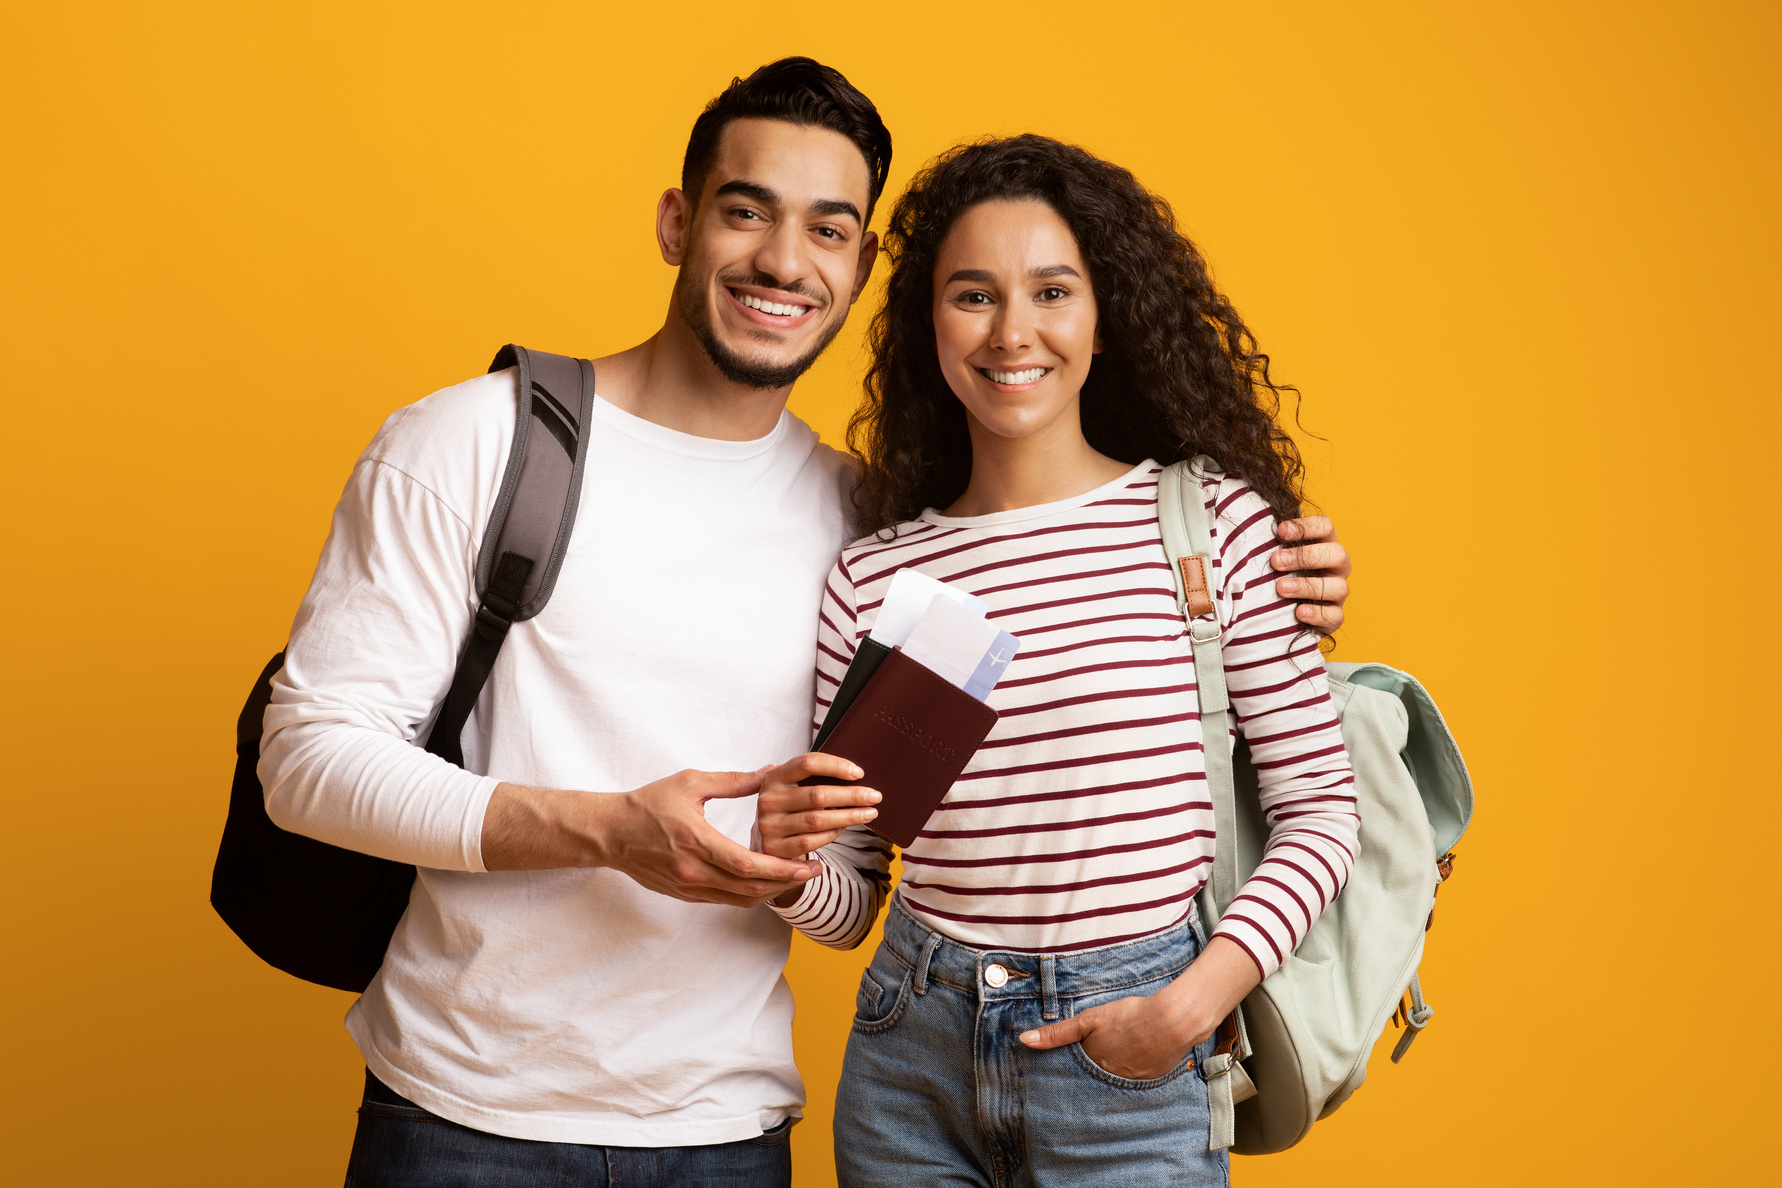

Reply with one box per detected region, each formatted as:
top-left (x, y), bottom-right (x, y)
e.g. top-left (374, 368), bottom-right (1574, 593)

top-left (1039, 286), bottom-right (1067, 301)
top-left (960, 292), bottom-right (991, 305)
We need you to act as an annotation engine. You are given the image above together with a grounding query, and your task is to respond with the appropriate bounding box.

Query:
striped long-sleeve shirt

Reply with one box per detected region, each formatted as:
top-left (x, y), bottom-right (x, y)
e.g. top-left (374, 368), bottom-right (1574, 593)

top-left (770, 461), bottom-right (1359, 978)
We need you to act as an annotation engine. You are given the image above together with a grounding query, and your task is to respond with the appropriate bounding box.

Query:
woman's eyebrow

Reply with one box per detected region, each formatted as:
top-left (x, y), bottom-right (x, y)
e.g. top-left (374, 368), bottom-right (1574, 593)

top-left (1033, 264), bottom-right (1082, 278)
top-left (945, 268), bottom-right (995, 284)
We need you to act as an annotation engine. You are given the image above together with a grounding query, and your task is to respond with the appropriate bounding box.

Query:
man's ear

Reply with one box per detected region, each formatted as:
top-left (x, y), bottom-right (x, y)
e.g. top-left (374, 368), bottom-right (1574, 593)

top-left (848, 230), bottom-right (881, 305)
top-left (657, 188), bottom-right (693, 266)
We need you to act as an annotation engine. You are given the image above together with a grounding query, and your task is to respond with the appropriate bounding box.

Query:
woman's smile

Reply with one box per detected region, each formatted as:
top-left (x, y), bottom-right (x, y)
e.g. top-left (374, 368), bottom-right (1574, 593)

top-left (976, 365), bottom-right (1051, 390)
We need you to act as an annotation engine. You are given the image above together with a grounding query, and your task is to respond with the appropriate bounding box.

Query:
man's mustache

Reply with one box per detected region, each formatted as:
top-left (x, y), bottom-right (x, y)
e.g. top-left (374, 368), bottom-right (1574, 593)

top-left (718, 271), bottom-right (830, 311)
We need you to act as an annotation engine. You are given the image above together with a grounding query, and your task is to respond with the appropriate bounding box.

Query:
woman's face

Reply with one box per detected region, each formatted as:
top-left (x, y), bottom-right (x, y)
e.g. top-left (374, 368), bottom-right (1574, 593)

top-left (932, 199), bottom-right (1100, 444)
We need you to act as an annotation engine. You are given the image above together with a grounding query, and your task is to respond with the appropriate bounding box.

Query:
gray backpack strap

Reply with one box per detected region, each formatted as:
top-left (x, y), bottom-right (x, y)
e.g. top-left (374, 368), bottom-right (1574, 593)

top-left (426, 345), bottom-right (595, 767)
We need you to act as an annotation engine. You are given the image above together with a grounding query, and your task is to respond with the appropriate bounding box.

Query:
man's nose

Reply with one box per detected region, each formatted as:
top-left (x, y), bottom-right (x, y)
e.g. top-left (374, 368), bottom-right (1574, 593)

top-left (752, 221), bottom-right (810, 296)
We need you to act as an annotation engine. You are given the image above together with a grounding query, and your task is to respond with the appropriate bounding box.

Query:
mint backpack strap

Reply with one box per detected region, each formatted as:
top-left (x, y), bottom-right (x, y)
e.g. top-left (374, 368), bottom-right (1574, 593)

top-left (1158, 459), bottom-right (1237, 918)
top-left (1158, 457), bottom-right (1248, 1151)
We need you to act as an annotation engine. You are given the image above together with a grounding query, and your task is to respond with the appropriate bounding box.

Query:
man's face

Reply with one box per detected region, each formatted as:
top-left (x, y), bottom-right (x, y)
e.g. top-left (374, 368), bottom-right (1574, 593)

top-left (663, 118), bottom-right (878, 390)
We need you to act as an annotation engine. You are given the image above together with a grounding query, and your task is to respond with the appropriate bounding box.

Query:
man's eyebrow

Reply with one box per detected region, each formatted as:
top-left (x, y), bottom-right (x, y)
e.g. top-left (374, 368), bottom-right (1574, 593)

top-left (714, 180), bottom-right (780, 205)
top-left (810, 198), bottom-right (863, 225)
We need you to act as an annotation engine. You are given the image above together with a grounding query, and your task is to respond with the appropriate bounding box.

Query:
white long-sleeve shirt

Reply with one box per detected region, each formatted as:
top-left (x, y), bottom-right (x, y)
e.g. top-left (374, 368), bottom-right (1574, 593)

top-left (773, 462), bottom-right (1359, 977)
top-left (259, 367), bottom-right (856, 1145)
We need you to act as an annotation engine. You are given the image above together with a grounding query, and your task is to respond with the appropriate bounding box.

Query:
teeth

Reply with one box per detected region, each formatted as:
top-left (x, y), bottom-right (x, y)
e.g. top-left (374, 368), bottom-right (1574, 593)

top-left (739, 292), bottom-right (810, 317)
top-left (984, 368), bottom-right (1048, 385)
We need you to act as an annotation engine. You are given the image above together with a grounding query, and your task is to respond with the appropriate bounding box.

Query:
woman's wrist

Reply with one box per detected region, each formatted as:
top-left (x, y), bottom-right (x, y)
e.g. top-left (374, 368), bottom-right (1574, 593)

top-left (1154, 936), bottom-right (1265, 1049)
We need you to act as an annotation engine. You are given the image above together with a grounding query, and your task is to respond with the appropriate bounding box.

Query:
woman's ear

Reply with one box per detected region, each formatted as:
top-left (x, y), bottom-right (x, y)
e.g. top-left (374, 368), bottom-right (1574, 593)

top-left (1093, 323), bottom-right (1103, 354)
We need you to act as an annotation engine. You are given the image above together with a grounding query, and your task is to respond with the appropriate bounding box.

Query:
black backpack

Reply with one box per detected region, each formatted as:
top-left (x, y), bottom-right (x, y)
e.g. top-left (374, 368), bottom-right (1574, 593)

top-left (210, 345), bottom-right (595, 992)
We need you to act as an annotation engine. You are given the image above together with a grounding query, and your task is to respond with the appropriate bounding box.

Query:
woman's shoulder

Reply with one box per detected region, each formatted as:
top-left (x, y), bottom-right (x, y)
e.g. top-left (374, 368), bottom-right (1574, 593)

top-left (833, 518), bottom-right (950, 587)
top-left (1194, 465), bottom-right (1278, 541)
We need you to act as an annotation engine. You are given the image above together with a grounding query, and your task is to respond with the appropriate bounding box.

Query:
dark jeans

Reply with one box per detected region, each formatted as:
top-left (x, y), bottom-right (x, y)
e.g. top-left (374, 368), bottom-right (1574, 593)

top-left (344, 1070), bottom-right (794, 1188)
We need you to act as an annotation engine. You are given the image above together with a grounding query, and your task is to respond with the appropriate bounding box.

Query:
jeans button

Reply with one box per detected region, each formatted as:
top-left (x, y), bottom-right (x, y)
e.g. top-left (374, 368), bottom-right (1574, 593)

top-left (984, 963), bottom-right (1008, 988)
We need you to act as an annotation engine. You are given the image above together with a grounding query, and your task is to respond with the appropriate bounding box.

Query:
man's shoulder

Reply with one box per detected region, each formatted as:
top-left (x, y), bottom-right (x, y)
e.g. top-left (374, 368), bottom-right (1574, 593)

top-left (777, 413), bottom-right (861, 524)
top-left (365, 367), bottom-right (518, 477)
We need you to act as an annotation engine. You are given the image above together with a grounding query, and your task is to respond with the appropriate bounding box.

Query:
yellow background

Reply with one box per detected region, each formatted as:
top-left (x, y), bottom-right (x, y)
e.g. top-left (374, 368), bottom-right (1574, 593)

top-left (4, 1), bottom-right (1777, 1183)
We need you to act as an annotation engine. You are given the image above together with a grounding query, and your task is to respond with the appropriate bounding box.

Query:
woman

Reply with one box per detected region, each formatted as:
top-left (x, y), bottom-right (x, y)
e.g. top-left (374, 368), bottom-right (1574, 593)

top-left (757, 135), bottom-right (1359, 1186)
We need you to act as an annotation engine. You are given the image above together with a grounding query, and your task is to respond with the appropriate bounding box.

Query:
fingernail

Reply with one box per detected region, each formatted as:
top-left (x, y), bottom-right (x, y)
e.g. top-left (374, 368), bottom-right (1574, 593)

top-left (1276, 549), bottom-right (1296, 568)
top-left (1020, 1031), bottom-right (1039, 1045)
top-left (861, 809), bottom-right (878, 820)
top-left (847, 764), bottom-right (863, 779)
top-left (1279, 577), bottom-right (1300, 594)
top-left (866, 790), bottom-right (882, 803)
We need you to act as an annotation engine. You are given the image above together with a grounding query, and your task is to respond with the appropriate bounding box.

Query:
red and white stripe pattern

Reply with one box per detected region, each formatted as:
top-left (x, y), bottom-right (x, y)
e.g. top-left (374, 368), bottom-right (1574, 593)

top-left (771, 461), bottom-right (1358, 977)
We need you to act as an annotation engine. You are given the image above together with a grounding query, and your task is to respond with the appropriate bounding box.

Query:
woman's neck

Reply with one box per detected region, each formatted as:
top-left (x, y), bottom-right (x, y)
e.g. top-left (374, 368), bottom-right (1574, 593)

top-left (944, 409), bottom-right (1132, 517)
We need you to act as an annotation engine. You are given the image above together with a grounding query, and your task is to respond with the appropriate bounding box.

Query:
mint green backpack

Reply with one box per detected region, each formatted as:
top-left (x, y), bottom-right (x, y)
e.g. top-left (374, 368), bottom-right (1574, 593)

top-left (1158, 459), bottom-right (1474, 1155)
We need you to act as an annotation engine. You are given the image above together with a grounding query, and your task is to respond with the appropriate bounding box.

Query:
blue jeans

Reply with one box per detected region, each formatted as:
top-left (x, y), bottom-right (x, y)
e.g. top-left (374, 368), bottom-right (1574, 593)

top-left (343, 1071), bottom-right (794, 1187)
top-left (833, 896), bottom-right (1228, 1188)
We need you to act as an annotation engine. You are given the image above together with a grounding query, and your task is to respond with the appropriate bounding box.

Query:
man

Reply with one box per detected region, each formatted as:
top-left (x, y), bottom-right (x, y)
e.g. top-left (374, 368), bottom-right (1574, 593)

top-left (260, 57), bottom-right (1353, 1185)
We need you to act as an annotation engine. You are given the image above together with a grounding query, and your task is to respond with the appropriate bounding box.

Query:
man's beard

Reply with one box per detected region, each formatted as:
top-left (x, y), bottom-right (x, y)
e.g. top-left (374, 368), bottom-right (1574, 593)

top-left (676, 270), bottom-right (846, 390)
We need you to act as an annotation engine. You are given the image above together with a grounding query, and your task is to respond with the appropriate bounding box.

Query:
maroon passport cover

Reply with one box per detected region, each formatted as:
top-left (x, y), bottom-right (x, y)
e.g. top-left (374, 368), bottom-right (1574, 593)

top-left (802, 647), bottom-right (999, 848)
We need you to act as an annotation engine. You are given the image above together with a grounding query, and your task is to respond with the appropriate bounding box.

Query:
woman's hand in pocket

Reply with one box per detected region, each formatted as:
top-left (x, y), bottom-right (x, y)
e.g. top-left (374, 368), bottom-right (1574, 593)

top-left (1019, 936), bottom-right (1262, 1079)
top-left (1021, 992), bottom-right (1199, 1081)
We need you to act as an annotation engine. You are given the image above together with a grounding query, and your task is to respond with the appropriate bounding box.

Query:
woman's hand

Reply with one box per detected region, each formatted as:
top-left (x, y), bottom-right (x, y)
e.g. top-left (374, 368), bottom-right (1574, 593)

top-left (1018, 936), bottom-right (1261, 1079)
top-left (1032, 992), bottom-right (1205, 1081)
top-left (755, 752), bottom-right (880, 907)
top-left (1273, 515), bottom-right (1352, 633)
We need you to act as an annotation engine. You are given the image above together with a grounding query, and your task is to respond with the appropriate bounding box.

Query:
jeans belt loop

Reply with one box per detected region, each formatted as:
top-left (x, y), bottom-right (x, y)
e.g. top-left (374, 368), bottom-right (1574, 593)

top-left (1040, 955), bottom-right (1059, 1021)
top-left (913, 933), bottom-right (943, 996)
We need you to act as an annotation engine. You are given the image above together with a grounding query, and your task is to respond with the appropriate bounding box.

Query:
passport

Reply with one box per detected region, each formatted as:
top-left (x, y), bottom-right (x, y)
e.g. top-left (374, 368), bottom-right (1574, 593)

top-left (802, 646), bottom-right (999, 848)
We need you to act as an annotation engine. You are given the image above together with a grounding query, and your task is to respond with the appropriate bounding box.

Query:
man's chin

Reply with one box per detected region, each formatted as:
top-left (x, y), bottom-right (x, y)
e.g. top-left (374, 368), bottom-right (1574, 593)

top-left (694, 323), bottom-right (840, 391)
top-left (675, 271), bottom-right (846, 391)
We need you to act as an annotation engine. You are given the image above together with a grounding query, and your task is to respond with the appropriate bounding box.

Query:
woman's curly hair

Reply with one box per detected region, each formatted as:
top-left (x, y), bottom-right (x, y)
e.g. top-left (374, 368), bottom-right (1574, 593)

top-left (849, 134), bottom-right (1306, 533)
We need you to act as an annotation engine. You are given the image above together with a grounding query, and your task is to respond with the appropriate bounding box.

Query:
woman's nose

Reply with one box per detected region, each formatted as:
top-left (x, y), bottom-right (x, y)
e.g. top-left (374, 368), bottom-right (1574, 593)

top-left (993, 307), bottom-right (1034, 353)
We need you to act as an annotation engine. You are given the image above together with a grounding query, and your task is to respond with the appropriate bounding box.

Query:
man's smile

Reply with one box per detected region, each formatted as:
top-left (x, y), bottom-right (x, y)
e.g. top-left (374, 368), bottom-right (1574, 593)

top-left (726, 285), bottom-right (820, 327)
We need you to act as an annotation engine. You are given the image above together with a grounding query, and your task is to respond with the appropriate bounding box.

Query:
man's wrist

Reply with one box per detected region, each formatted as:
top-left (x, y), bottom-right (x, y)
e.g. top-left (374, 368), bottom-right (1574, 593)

top-left (483, 782), bottom-right (620, 871)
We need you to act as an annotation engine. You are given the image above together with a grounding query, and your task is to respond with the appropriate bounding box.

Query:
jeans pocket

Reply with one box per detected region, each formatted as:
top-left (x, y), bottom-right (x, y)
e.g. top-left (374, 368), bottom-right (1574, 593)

top-left (1069, 1040), bottom-right (1197, 1091)
top-left (852, 965), bottom-right (913, 1035)
top-left (358, 1072), bottom-right (439, 1122)
top-left (749, 1116), bottom-right (798, 1147)
top-left (1064, 985), bottom-right (1198, 1091)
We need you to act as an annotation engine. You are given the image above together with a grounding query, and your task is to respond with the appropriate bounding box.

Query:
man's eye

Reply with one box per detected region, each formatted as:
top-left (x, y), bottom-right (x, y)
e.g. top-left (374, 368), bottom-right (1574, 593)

top-left (732, 208), bottom-right (761, 221)
top-left (815, 227), bottom-right (841, 240)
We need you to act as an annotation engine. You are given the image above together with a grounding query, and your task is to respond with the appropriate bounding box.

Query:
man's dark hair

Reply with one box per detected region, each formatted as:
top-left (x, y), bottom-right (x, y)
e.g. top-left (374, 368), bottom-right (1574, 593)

top-left (682, 57), bottom-right (892, 218)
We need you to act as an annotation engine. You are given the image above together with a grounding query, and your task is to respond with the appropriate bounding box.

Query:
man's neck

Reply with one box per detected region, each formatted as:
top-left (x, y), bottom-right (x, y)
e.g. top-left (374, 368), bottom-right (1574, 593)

top-left (592, 315), bottom-right (792, 442)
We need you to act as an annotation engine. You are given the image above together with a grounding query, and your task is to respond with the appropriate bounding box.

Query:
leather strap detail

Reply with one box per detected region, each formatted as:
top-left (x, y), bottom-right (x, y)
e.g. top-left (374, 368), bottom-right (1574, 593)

top-left (1427, 850), bottom-right (1457, 930)
top-left (1213, 1011), bottom-right (1242, 1059)
top-left (1179, 555), bottom-right (1214, 618)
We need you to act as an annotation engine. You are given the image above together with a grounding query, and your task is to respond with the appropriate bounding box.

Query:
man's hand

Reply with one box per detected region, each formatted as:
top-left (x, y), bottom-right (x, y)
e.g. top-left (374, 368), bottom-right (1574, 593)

top-left (1273, 515), bottom-right (1352, 633)
top-left (1018, 936), bottom-right (1260, 1080)
top-left (481, 770), bottom-right (819, 909)
top-left (756, 753), bottom-right (881, 908)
